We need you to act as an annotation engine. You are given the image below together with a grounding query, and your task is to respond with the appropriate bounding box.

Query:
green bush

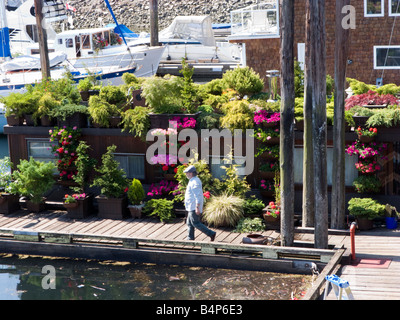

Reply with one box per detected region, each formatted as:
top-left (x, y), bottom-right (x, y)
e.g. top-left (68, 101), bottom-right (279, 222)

top-left (220, 100), bottom-right (254, 131)
top-left (128, 179), bottom-right (145, 205)
top-left (348, 197), bottom-right (385, 220)
top-left (120, 106), bottom-right (150, 140)
top-left (143, 198), bottom-right (175, 222)
top-left (10, 157), bottom-right (56, 204)
top-left (99, 85), bottom-right (126, 106)
top-left (243, 198), bottom-right (265, 216)
top-left (50, 103), bottom-right (88, 120)
top-left (222, 66), bottom-right (264, 98)
top-left (91, 145), bottom-right (129, 198)
top-left (235, 217), bottom-right (265, 233)
top-left (88, 95), bottom-right (120, 127)
top-left (352, 175), bottom-right (381, 194)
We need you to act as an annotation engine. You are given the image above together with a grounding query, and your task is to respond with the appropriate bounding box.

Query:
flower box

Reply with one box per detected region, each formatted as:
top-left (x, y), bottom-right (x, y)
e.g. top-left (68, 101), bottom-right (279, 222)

top-left (64, 195), bottom-right (93, 219)
top-left (0, 194), bottom-right (20, 214)
top-left (128, 203), bottom-right (144, 218)
top-left (40, 115), bottom-right (56, 127)
top-left (6, 115), bottom-right (24, 126)
top-left (57, 112), bottom-right (88, 128)
top-left (96, 195), bottom-right (128, 219)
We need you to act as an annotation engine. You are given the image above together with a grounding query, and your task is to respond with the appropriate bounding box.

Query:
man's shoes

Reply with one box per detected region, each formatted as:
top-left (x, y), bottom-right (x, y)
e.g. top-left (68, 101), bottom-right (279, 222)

top-left (210, 233), bottom-right (216, 242)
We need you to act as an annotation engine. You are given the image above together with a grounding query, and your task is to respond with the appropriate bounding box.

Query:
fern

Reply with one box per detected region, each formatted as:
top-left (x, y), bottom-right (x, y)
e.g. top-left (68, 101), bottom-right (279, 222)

top-left (120, 107), bottom-right (150, 140)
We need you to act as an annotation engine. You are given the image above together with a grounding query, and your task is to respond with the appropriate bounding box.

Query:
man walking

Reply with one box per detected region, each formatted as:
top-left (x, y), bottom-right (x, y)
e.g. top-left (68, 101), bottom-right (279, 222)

top-left (184, 165), bottom-right (216, 241)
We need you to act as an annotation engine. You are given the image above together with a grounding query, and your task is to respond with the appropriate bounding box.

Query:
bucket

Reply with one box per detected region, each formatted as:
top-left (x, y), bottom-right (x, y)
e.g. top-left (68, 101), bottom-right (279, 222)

top-left (385, 217), bottom-right (398, 229)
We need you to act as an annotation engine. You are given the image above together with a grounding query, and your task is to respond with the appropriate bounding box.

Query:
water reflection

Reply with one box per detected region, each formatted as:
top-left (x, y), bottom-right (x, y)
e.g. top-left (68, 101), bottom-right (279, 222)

top-left (0, 254), bottom-right (312, 300)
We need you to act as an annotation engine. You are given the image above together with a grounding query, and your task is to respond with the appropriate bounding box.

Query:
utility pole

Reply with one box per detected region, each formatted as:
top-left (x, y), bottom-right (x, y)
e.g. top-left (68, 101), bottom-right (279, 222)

top-left (34, 0), bottom-right (50, 79)
top-left (279, 0), bottom-right (295, 247)
top-left (149, 0), bottom-right (159, 46)
top-left (304, 0), bottom-right (328, 249)
top-left (331, 0), bottom-right (351, 230)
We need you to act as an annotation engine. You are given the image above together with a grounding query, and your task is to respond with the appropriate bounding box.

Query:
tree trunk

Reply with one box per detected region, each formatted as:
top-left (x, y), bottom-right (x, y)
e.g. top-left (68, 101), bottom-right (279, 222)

top-left (149, 0), bottom-right (159, 46)
top-left (305, 0), bottom-right (328, 248)
top-left (279, 0), bottom-right (295, 247)
top-left (34, 0), bottom-right (50, 80)
top-left (331, 0), bottom-right (351, 230)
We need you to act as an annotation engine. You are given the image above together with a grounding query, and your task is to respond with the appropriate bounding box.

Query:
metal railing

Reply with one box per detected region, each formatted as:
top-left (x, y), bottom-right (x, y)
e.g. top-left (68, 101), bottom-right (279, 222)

top-left (230, 1), bottom-right (279, 37)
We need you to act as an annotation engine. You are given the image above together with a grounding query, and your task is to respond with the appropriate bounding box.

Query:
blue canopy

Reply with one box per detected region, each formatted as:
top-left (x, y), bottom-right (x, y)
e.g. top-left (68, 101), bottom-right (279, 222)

top-left (106, 23), bottom-right (140, 39)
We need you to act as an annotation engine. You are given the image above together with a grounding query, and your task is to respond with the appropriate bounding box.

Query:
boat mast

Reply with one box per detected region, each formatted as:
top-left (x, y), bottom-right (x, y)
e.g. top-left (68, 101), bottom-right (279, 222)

top-left (0, 0), bottom-right (11, 60)
top-left (34, 0), bottom-right (50, 79)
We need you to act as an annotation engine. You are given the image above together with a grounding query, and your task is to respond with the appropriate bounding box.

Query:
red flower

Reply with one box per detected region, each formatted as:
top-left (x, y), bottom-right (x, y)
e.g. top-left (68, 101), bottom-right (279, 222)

top-left (162, 165), bottom-right (169, 171)
top-left (203, 191), bottom-right (211, 199)
top-left (57, 147), bottom-right (64, 154)
top-left (173, 167), bottom-right (178, 173)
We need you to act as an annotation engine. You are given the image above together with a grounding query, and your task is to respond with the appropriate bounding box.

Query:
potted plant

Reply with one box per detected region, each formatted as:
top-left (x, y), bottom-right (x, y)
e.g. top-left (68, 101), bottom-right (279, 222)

top-left (384, 204), bottom-right (399, 230)
top-left (120, 106), bottom-right (150, 140)
top-left (91, 145), bottom-right (129, 219)
top-left (142, 198), bottom-right (175, 223)
top-left (356, 126), bottom-right (378, 143)
top-left (348, 197), bottom-right (385, 230)
top-left (88, 95), bottom-right (121, 128)
top-left (259, 179), bottom-right (275, 198)
top-left (0, 157), bottom-right (19, 214)
top-left (37, 93), bottom-right (60, 126)
top-left (263, 201), bottom-right (280, 229)
top-left (10, 157), bottom-right (56, 213)
top-left (352, 175), bottom-right (381, 194)
top-left (1, 92), bottom-right (28, 126)
top-left (77, 78), bottom-right (93, 101)
top-left (51, 103), bottom-right (88, 128)
top-left (63, 141), bottom-right (96, 218)
top-left (202, 193), bottom-right (244, 227)
top-left (127, 178), bottom-right (145, 218)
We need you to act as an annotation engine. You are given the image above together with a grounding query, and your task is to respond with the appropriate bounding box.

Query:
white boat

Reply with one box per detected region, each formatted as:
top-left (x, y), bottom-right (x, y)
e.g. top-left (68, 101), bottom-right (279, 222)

top-left (6, 0), bottom-right (165, 78)
top-left (117, 16), bottom-right (242, 64)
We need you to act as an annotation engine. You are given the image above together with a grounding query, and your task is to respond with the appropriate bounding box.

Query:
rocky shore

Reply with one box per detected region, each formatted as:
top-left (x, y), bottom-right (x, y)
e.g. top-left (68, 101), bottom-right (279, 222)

top-left (65, 0), bottom-right (257, 32)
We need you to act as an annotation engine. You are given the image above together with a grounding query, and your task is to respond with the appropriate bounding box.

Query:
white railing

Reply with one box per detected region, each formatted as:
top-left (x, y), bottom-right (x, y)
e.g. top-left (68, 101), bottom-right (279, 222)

top-left (230, 1), bottom-right (279, 38)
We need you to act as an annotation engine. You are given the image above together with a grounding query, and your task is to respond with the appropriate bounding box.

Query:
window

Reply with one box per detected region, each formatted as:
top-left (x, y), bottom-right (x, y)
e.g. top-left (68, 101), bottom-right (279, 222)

top-left (389, 0), bottom-right (400, 16)
top-left (65, 38), bottom-right (73, 48)
top-left (364, 0), bottom-right (384, 17)
top-left (58, 38), bottom-right (63, 45)
top-left (209, 155), bottom-right (246, 179)
top-left (114, 154), bottom-right (145, 180)
top-left (374, 46), bottom-right (400, 69)
top-left (293, 147), bottom-right (358, 186)
top-left (27, 139), bottom-right (57, 163)
top-left (81, 34), bottom-right (91, 49)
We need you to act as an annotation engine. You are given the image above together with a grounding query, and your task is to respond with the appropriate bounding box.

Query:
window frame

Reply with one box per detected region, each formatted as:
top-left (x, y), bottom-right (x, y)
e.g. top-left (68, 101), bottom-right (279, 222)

top-left (26, 138), bottom-right (58, 164)
top-left (374, 45), bottom-right (400, 69)
top-left (364, 0), bottom-right (385, 17)
top-left (389, 0), bottom-right (400, 16)
top-left (114, 153), bottom-right (146, 180)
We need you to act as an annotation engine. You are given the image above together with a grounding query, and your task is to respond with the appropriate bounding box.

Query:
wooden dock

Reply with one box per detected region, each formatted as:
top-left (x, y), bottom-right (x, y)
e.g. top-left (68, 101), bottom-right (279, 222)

top-left (323, 228), bottom-right (400, 300)
top-left (0, 208), bottom-right (347, 276)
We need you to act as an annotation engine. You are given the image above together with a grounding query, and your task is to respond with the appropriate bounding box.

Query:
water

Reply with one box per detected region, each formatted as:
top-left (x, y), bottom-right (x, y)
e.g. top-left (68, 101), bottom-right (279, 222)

top-left (0, 134), bottom-right (8, 158)
top-left (0, 254), bottom-right (312, 300)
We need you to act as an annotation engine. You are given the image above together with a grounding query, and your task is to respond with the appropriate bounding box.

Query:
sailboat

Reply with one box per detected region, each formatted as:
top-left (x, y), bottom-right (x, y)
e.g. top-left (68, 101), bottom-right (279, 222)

top-left (0, 0), bottom-right (165, 96)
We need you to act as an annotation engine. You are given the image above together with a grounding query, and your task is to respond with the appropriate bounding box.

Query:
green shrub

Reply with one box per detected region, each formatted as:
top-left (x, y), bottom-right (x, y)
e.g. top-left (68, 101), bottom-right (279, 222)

top-left (143, 198), bottom-right (175, 222)
top-left (128, 179), bottom-right (145, 205)
top-left (202, 194), bottom-right (244, 227)
top-left (70, 141), bottom-right (96, 194)
top-left (50, 103), bottom-right (88, 120)
top-left (222, 66), bottom-right (264, 98)
top-left (348, 197), bottom-right (385, 220)
top-left (220, 100), bottom-right (254, 131)
top-left (352, 175), bottom-right (381, 194)
top-left (88, 95), bottom-right (120, 127)
top-left (366, 108), bottom-right (400, 128)
top-left (243, 198), bottom-right (265, 216)
top-left (10, 157), bottom-right (56, 204)
top-left (99, 85), bottom-right (126, 106)
top-left (235, 217), bottom-right (265, 233)
top-left (77, 78), bottom-right (93, 92)
top-left (120, 106), bottom-right (150, 139)
top-left (91, 145), bottom-right (129, 198)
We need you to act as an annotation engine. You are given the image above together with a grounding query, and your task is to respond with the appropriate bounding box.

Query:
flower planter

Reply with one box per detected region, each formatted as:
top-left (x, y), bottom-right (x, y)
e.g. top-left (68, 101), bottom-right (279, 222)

top-left (242, 234), bottom-right (269, 245)
top-left (359, 135), bottom-right (375, 144)
top-left (259, 171), bottom-right (275, 180)
top-left (356, 217), bottom-right (374, 231)
top-left (96, 195), bottom-right (128, 219)
top-left (128, 204), bottom-right (144, 218)
top-left (149, 112), bottom-right (201, 129)
top-left (40, 115), bottom-right (56, 127)
top-left (262, 121), bottom-right (279, 129)
top-left (109, 116), bottom-right (122, 128)
top-left (263, 212), bottom-right (280, 230)
top-left (57, 112), bottom-right (88, 128)
top-left (26, 200), bottom-right (46, 213)
top-left (0, 194), bottom-right (20, 214)
top-left (23, 114), bottom-right (37, 126)
top-left (64, 195), bottom-right (93, 219)
top-left (6, 115), bottom-right (24, 126)
top-left (163, 173), bottom-right (176, 180)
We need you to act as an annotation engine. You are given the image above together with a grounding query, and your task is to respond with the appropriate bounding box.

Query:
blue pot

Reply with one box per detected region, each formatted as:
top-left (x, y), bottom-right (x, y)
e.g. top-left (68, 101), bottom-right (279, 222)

top-left (385, 217), bottom-right (398, 229)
